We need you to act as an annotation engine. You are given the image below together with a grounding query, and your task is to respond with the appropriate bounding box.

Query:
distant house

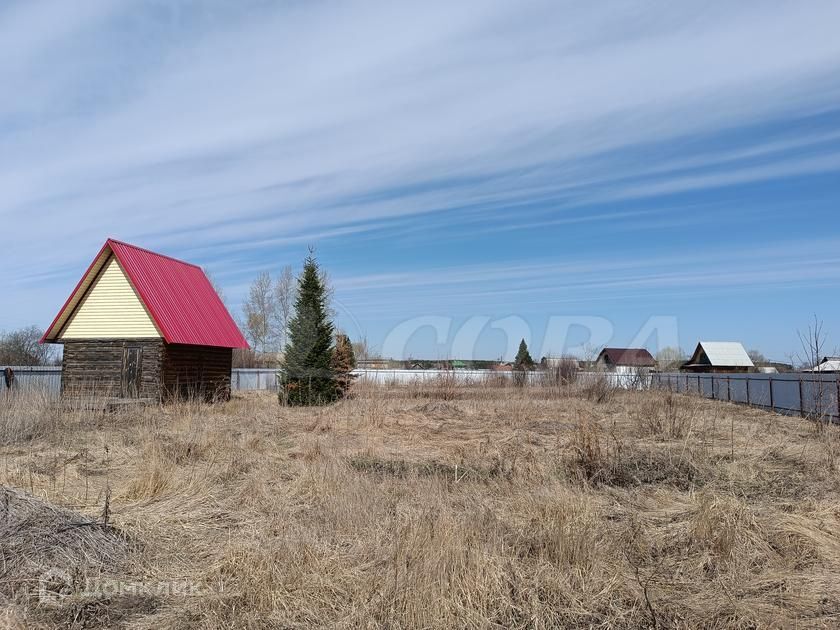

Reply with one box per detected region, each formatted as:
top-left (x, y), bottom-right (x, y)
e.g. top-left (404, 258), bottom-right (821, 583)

top-left (681, 341), bottom-right (754, 373)
top-left (594, 348), bottom-right (655, 373)
top-left (41, 239), bottom-right (249, 401)
top-left (804, 357), bottom-right (840, 373)
top-left (541, 356), bottom-right (581, 370)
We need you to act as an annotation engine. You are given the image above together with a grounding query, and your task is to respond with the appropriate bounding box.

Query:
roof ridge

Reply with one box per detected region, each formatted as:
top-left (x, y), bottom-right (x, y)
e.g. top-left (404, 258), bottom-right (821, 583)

top-left (107, 238), bottom-right (202, 270)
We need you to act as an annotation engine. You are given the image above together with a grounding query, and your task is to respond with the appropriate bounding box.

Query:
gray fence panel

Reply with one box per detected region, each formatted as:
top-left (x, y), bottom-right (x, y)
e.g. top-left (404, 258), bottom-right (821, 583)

top-left (690, 376), bottom-right (702, 395)
top-left (751, 378), bottom-right (771, 408)
top-left (712, 377), bottom-right (726, 400)
top-left (801, 378), bottom-right (838, 418)
top-left (652, 372), bottom-right (840, 422)
top-left (231, 369), bottom-right (279, 391)
top-left (729, 377), bottom-right (748, 404)
top-left (1, 366), bottom-right (62, 399)
top-left (771, 378), bottom-right (800, 415)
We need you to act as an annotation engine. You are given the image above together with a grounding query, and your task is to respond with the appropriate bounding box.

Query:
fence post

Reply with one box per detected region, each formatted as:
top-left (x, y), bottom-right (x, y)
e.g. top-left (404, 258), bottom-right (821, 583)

top-left (798, 376), bottom-right (804, 418)
top-left (836, 376), bottom-right (840, 423)
top-left (697, 374), bottom-right (701, 395)
top-left (769, 375), bottom-right (774, 412)
top-left (745, 375), bottom-right (750, 406)
top-left (832, 375), bottom-right (840, 422)
top-left (727, 375), bottom-right (731, 402)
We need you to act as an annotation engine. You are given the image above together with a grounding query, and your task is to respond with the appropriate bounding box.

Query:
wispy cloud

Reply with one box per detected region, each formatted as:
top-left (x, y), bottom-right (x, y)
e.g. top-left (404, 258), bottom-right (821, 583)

top-left (1, 1), bottom-right (839, 356)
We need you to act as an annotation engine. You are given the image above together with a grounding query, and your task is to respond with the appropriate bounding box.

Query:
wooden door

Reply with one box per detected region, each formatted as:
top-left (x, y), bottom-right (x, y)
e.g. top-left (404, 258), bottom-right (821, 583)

top-left (121, 346), bottom-right (142, 398)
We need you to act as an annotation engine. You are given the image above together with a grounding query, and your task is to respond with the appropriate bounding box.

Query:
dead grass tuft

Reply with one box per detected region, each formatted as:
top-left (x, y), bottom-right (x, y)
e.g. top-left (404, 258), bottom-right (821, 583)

top-left (636, 392), bottom-right (698, 439)
top-left (0, 486), bottom-right (134, 604)
top-left (578, 373), bottom-right (616, 404)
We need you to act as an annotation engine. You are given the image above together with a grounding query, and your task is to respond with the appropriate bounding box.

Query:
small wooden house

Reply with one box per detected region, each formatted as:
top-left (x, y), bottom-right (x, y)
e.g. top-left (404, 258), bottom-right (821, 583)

top-left (594, 348), bottom-right (656, 373)
top-left (41, 239), bottom-right (249, 401)
top-left (681, 341), bottom-right (754, 373)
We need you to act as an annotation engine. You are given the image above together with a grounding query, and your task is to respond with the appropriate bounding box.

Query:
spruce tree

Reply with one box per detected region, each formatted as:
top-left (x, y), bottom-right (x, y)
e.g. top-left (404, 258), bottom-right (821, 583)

top-left (332, 332), bottom-right (357, 399)
top-left (513, 339), bottom-right (534, 369)
top-left (279, 253), bottom-right (337, 405)
top-left (513, 338), bottom-right (534, 387)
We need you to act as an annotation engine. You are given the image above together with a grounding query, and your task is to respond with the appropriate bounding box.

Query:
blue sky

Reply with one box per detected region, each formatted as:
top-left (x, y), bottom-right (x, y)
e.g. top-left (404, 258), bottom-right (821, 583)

top-left (1, 1), bottom-right (839, 361)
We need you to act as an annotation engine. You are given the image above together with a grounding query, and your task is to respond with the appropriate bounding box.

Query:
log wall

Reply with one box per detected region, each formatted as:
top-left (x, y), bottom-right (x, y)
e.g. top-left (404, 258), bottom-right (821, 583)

top-left (162, 344), bottom-right (233, 401)
top-left (61, 339), bottom-right (164, 399)
top-left (60, 340), bottom-right (232, 402)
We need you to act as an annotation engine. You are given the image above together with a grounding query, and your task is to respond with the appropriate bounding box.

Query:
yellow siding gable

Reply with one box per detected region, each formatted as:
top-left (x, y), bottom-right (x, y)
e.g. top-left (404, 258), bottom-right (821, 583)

top-left (59, 256), bottom-right (161, 339)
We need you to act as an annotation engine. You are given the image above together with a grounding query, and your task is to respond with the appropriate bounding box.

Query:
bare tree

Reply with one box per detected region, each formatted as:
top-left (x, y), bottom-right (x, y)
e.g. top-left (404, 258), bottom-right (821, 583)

top-left (797, 315), bottom-right (827, 371)
top-left (205, 271), bottom-right (231, 311)
top-left (273, 265), bottom-right (296, 351)
top-left (655, 346), bottom-right (685, 372)
top-left (0, 326), bottom-right (56, 366)
top-left (352, 336), bottom-right (373, 362)
top-left (242, 272), bottom-right (278, 354)
top-left (796, 315), bottom-right (831, 421)
top-left (581, 342), bottom-right (603, 369)
top-left (747, 349), bottom-right (768, 367)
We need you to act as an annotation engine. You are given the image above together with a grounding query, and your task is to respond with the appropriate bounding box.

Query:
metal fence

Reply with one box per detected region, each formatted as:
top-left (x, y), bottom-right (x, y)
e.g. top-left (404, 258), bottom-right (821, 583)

top-left (231, 368), bottom-right (280, 391)
top-left (231, 368), bottom-right (511, 389)
top-left (347, 368), bottom-right (649, 387)
top-left (1, 366), bottom-right (279, 397)
top-left (651, 372), bottom-right (840, 422)
top-left (1, 366), bottom-right (649, 398)
top-left (352, 368), bottom-right (506, 385)
top-left (1, 366), bottom-right (62, 397)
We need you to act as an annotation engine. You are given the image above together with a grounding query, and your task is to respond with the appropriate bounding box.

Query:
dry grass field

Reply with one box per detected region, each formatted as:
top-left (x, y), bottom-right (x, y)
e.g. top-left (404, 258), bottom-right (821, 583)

top-left (2, 379), bottom-right (840, 629)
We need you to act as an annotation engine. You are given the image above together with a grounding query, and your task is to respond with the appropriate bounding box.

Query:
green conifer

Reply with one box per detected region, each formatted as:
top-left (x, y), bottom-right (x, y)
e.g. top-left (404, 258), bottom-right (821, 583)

top-left (513, 339), bottom-right (535, 369)
top-left (279, 253), bottom-right (336, 405)
top-left (513, 338), bottom-right (534, 386)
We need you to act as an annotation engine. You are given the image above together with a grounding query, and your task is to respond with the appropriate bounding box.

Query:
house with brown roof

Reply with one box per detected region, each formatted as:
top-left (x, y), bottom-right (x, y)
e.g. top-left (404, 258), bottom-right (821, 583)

top-left (594, 348), bottom-right (656, 374)
top-left (41, 239), bottom-right (249, 402)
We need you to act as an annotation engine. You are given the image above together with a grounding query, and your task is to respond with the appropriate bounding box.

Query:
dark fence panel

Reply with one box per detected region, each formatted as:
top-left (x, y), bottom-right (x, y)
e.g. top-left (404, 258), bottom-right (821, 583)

top-left (652, 372), bottom-right (840, 422)
top-left (729, 378), bottom-right (748, 404)
top-left (1, 366), bottom-right (62, 399)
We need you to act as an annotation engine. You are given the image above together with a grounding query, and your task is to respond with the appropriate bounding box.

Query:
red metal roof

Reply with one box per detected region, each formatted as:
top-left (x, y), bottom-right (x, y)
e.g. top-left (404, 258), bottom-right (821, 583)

top-left (42, 239), bottom-right (249, 348)
top-left (598, 348), bottom-right (656, 367)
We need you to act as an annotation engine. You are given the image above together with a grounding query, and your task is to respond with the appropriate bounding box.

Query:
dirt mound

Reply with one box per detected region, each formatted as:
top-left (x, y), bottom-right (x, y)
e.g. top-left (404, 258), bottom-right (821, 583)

top-left (0, 486), bottom-right (133, 602)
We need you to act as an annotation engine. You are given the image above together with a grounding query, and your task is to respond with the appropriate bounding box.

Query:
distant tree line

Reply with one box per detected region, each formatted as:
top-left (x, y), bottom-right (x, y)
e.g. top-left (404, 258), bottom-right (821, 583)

top-left (0, 326), bottom-right (57, 366)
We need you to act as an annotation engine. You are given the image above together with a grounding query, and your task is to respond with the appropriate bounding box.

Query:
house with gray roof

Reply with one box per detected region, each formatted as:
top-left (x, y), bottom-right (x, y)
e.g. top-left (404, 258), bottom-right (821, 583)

top-left (804, 357), bottom-right (840, 373)
top-left (681, 341), bottom-right (754, 373)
